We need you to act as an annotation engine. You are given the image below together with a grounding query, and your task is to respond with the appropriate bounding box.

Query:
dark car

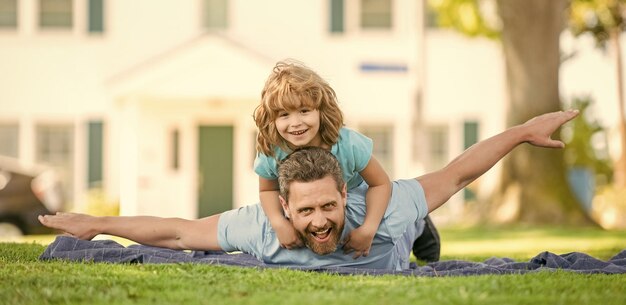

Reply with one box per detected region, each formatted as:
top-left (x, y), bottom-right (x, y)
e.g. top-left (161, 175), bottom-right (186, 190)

top-left (0, 156), bottom-right (64, 236)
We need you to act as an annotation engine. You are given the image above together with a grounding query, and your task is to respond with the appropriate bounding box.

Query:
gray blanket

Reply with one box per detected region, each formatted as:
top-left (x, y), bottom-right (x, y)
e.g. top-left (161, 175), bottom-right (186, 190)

top-left (40, 236), bottom-right (626, 276)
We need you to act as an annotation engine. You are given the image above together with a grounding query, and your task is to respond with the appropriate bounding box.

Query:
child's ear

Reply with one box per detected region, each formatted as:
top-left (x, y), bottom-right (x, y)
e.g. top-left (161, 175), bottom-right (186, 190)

top-left (279, 195), bottom-right (291, 218)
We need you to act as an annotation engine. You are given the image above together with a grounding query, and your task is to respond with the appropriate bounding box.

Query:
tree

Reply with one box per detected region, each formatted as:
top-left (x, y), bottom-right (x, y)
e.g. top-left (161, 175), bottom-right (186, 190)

top-left (428, 0), bottom-right (593, 224)
top-left (569, 0), bottom-right (626, 188)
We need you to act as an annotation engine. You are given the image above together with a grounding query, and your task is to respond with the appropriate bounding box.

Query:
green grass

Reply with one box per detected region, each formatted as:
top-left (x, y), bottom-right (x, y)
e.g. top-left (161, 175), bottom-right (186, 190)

top-left (2, 227), bottom-right (625, 305)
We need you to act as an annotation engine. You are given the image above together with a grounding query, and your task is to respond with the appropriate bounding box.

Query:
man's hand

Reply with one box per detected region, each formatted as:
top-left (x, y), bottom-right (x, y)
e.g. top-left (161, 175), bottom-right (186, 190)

top-left (274, 218), bottom-right (304, 249)
top-left (342, 224), bottom-right (376, 259)
top-left (521, 109), bottom-right (579, 148)
top-left (38, 212), bottom-right (100, 240)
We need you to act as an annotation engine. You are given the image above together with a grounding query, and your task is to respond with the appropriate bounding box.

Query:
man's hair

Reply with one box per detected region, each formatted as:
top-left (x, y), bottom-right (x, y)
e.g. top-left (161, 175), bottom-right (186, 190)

top-left (278, 147), bottom-right (345, 201)
top-left (253, 60), bottom-right (344, 157)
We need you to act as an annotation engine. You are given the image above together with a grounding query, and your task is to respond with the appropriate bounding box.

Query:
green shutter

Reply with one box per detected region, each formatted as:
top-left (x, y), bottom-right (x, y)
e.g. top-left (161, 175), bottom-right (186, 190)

top-left (88, 121), bottom-right (103, 188)
top-left (463, 121), bottom-right (479, 200)
top-left (88, 0), bottom-right (104, 33)
top-left (330, 0), bottom-right (344, 33)
top-left (463, 121), bottom-right (479, 150)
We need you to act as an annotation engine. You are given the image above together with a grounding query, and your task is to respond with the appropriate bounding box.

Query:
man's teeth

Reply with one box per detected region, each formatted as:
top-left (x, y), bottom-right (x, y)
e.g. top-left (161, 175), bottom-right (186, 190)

top-left (311, 228), bottom-right (330, 238)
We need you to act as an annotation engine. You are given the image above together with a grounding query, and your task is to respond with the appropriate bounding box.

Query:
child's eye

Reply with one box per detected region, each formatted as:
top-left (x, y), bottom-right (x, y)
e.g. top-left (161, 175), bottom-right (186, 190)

top-left (300, 108), bottom-right (311, 114)
top-left (278, 112), bottom-right (289, 117)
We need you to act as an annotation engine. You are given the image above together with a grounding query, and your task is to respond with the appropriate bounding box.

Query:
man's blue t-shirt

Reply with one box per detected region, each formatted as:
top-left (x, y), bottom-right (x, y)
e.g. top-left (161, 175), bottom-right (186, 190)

top-left (253, 127), bottom-right (373, 190)
top-left (217, 179), bottom-right (429, 271)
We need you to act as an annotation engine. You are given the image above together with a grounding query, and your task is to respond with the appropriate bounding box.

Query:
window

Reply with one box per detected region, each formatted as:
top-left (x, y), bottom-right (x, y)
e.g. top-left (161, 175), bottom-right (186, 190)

top-left (203, 0), bottom-right (227, 29)
top-left (0, 123), bottom-right (18, 157)
top-left (360, 0), bottom-right (392, 29)
top-left (359, 125), bottom-right (394, 176)
top-left (330, 0), bottom-right (344, 33)
top-left (39, 0), bottom-right (73, 29)
top-left (88, 0), bottom-right (104, 33)
top-left (426, 125), bottom-right (449, 172)
top-left (36, 124), bottom-right (74, 203)
top-left (0, 0), bottom-right (17, 28)
top-left (425, 2), bottom-right (439, 29)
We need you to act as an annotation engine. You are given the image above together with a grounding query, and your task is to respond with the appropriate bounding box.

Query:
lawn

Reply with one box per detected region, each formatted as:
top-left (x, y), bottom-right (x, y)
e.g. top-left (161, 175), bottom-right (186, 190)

top-left (1, 226), bottom-right (625, 305)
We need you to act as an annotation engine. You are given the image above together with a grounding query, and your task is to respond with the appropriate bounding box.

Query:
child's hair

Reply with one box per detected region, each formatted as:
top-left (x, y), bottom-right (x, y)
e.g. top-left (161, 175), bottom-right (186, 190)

top-left (254, 60), bottom-right (344, 157)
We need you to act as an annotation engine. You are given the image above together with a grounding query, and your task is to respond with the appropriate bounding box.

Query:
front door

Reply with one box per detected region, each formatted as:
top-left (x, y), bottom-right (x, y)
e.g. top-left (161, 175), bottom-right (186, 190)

top-left (197, 126), bottom-right (233, 217)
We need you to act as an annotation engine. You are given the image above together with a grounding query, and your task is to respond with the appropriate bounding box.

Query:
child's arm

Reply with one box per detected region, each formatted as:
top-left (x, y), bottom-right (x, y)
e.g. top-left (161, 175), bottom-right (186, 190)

top-left (259, 177), bottom-right (304, 249)
top-left (343, 156), bottom-right (391, 259)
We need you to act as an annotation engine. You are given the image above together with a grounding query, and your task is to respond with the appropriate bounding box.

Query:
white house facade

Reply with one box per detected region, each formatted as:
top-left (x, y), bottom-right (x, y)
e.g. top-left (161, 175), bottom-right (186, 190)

top-left (0, 0), bottom-right (430, 219)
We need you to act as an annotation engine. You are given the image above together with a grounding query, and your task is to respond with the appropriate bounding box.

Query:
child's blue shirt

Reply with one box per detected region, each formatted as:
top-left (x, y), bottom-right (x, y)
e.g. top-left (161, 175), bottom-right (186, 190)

top-left (253, 127), bottom-right (373, 190)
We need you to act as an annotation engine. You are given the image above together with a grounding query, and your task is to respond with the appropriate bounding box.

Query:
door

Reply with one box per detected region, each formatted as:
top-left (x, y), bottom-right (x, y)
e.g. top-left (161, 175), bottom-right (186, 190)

top-left (197, 126), bottom-right (233, 217)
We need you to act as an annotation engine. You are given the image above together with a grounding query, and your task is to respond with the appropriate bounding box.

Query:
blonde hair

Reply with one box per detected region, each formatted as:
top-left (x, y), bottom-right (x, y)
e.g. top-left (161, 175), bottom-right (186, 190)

top-left (253, 60), bottom-right (344, 157)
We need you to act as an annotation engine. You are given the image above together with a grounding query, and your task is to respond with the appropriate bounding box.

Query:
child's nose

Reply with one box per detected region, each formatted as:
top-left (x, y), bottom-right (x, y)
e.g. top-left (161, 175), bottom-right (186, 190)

top-left (289, 116), bottom-right (302, 126)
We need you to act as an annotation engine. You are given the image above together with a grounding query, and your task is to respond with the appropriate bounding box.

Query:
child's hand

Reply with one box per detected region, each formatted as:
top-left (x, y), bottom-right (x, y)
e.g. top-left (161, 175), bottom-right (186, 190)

top-left (274, 218), bottom-right (304, 249)
top-left (342, 225), bottom-right (376, 259)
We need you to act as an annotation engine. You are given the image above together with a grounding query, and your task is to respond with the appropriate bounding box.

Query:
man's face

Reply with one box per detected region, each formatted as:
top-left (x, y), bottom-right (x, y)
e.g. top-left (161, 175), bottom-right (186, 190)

top-left (279, 176), bottom-right (346, 255)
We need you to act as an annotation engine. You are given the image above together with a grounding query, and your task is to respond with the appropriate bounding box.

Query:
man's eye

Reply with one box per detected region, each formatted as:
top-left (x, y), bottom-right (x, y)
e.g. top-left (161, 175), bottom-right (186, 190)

top-left (322, 202), bottom-right (336, 210)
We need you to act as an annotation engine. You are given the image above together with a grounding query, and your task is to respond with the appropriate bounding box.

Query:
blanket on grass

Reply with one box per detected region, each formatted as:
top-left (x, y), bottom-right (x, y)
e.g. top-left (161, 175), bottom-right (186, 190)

top-left (40, 236), bottom-right (626, 276)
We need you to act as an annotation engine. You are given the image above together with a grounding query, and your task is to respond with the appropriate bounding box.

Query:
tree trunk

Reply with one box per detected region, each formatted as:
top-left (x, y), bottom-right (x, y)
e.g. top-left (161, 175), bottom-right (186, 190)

top-left (610, 27), bottom-right (626, 188)
top-left (490, 0), bottom-right (593, 225)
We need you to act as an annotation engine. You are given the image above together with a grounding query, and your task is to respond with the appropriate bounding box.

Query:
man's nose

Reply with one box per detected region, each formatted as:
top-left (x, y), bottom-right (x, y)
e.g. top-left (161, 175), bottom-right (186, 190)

top-left (310, 210), bottom-right (327, 228)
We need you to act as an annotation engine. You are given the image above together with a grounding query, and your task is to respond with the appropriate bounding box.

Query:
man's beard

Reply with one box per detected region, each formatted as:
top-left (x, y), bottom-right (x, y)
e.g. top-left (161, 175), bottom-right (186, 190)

top-left (297, 220), bottom-right (343, 255)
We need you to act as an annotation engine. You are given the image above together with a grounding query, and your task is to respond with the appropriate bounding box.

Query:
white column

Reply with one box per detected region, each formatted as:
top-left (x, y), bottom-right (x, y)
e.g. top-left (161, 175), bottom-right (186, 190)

top-left (117, 96), bottom-right (140, 216)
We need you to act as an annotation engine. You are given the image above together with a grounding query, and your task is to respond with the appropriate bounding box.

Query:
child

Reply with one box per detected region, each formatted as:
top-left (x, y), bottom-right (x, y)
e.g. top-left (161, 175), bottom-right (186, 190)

top-left (253, 60), bottom-right (391, 258)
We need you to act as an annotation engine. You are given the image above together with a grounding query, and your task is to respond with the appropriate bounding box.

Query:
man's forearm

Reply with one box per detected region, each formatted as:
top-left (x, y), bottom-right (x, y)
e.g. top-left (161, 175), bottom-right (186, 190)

top-left (446, 125), bottom-right (525, 191)
top-left (418, 110), bottom-right (577, 213)
top-left (39, 212), bottom-right (219, 250)
top-left (96, 216), bottom-right (191, 249)
top-left (417, 126), bottom-right (525, 213)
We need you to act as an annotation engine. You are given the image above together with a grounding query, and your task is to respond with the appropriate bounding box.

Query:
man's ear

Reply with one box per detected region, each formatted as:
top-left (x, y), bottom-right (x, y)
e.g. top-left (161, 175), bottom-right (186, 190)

top-left (341, 183), bottom-right (347, 206)
top-left (279, 195), bottom-right (291, 218)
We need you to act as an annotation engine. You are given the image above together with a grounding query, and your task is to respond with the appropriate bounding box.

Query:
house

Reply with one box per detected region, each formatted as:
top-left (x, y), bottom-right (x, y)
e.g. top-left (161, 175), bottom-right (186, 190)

top-left (0, 0), bottom-right (434, 220)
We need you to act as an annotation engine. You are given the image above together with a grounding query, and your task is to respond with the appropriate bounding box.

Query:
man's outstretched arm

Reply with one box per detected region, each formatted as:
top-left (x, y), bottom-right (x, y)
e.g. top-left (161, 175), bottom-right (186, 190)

top-left (38, 213), bottom-right (222, 251)
top-left (417, 109), bottom-right (579, 213)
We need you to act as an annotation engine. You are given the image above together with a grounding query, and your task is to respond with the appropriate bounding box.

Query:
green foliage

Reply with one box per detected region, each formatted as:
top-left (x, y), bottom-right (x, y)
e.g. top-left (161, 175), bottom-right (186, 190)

top-left (569, 0), bottom-right (626, 48)
top-left (2, 228), bottom-right (626, 305)
top-left (562, 96), bottom-right (613, 184)
top-left (428, 0), bottom-right (500, 39)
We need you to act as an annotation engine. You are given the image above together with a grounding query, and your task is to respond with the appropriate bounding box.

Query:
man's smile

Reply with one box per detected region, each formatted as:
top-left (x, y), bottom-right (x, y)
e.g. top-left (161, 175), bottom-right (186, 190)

top-left (310, 227), bottom-right (331, 242)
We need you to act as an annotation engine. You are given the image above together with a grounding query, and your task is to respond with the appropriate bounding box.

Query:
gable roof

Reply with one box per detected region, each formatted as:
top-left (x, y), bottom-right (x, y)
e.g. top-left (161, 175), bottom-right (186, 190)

top-left (106, 32), bottom-right (274, 100)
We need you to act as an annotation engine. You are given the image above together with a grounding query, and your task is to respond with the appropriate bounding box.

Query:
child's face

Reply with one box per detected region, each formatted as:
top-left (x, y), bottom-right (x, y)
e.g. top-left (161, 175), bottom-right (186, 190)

top-left (275, 106), bottom-right (322, 149)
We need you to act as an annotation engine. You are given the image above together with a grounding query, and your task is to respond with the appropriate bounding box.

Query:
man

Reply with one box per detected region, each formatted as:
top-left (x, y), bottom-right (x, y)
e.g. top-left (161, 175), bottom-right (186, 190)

top-left (39, 110), bottom-right (579, 271)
